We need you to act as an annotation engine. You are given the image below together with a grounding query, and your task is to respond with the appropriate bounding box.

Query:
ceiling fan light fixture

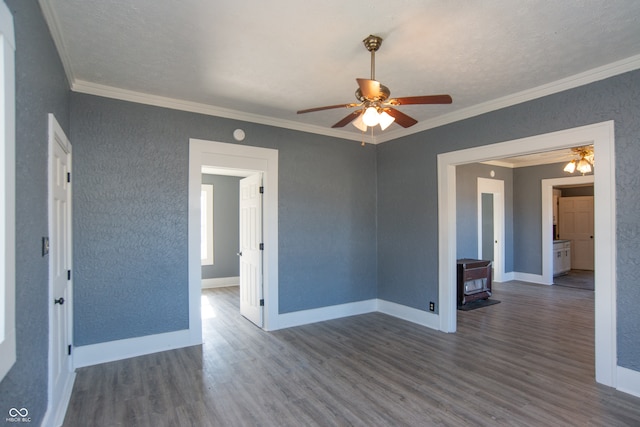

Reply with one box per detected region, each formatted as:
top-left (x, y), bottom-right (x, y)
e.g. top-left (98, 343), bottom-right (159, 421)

top-left (378, 111), bottom-right (395, 130)
top-left (362, 106), bottom-right (380, 126)
top-left (577, 158), bottom-right (592, 174)
top-left (351, 113), bottom-right (368, 132)
top-left (563, 160), bottom-right (576, 173)
top-left (564, 146), bottom-right (594, 175)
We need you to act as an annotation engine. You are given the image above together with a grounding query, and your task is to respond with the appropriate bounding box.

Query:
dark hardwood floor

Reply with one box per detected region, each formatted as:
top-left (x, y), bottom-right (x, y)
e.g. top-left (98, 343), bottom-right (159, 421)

top-left (553, 269), bottom-right (595, 291)
top-left (63, 282), bottom-right (640, 426)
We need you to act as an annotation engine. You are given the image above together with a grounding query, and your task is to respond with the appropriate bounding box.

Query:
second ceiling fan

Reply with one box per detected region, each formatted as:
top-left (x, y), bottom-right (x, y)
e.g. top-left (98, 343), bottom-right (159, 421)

top-left (297, 35), bottom-right (452, 131)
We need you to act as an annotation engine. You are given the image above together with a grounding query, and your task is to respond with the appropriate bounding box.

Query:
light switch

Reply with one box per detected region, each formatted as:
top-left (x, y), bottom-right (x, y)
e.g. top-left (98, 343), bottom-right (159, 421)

top-left (42, 237), bottom-right (49, 256)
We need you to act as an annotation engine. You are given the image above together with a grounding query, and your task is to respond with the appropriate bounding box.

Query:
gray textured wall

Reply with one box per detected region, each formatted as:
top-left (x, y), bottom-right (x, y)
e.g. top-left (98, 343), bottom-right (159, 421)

top-left (0, 1), bottom-right (70, 424)
top-left (201, 174), bottom-right (240, 280)
top-left (70, 92), bottom-right (378, 345)
top-left (72, 96), bottom-right (190, 345)
top-left (377, 69), bottom-right (640, 370)
top-left (455, 163), bottom-right (514, 270)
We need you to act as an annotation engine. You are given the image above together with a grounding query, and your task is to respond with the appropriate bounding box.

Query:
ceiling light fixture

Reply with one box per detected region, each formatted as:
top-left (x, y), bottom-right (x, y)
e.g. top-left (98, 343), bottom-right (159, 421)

top-left (352, 106), bottom-right (396, 133)
top-left (362, 106), bottom-right (380, 126)
top-left (564, 146), bottom-right (594, 175)
top-left (351, 113), bottom-right (367, 132)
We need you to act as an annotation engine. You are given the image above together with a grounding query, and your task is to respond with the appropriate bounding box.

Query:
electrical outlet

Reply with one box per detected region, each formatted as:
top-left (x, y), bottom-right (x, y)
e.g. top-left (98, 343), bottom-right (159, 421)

top-left (429, 302), bottom-right (435, 312)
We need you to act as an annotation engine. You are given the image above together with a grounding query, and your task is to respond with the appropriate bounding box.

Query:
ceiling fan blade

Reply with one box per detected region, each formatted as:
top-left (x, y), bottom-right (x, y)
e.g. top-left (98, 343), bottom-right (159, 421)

top-left (356, 78), bottom-right (381, 99)
top-left (297, 103), bottom-right (356, 114)
top-left (384, 107), bottom-right (418, 128)
top-left (389, 94), bottom-right (452, 105)
top-left (331, 110), bottom-right (363, 128)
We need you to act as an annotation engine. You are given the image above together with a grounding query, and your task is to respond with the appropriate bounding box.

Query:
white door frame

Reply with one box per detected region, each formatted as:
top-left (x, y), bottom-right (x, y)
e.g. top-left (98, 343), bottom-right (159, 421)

top-left (541, 175), bottom-right (594, 285)
top-left (438, 121), bottom-right (616, 387)
top-left (189, 139), bottom-right (279, 334)
top-left (44, 114), bottom-right (76, 427)
top-left (477, 178), bottom-right (505, 282)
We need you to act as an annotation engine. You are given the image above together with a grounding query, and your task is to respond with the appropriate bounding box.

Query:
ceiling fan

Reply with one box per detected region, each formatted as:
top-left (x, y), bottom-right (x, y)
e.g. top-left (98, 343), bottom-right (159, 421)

top-left (297, 35), bottom-right (452, 132)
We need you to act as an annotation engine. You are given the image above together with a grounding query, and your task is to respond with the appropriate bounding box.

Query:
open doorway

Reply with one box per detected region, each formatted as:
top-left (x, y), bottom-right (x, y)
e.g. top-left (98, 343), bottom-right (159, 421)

top-left (552, 183), bottom-right (595, 290)
top-left (438, 121), bottom-right (616, 387)
top-left (541, 176), bottom-right (594, 286)
top-left (200, 172), bottom-right (242, 290)
top-left (199, 169), bottom-right (266, 328)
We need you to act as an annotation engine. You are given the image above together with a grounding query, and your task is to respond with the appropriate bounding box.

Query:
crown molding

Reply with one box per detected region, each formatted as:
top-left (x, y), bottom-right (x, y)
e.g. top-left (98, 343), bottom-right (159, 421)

top-left (375, 53), bottom-right (640, 144)
top-left (71, 80), bottom-right (374, 144)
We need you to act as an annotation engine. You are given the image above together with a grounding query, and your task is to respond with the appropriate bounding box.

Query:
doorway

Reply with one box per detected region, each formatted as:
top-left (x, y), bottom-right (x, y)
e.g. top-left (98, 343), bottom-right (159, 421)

top-left (188, 139), bottom-right (279, 339)
top-left (541, 175), bottom-right (594, 285)
top-left (477, 177), bottom-right (505, 282)
top-left (437, 121), bottom-right (616, 387)
top-left (200, 169), bottom-right (262, 326)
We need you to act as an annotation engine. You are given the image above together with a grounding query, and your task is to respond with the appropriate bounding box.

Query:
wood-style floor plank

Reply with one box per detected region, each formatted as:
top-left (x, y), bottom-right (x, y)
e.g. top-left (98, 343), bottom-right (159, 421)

top-left (63, 282), bottom-right (640, 426)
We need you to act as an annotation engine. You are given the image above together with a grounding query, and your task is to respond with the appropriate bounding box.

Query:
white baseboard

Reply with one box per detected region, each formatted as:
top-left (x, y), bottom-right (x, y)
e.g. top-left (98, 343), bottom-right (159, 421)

top-left (40, 371), bottom-right (76, 427)
top-left (277, 299), bottom-right (377, 329)
top-left (617, 366), bottom-right (640, 398)
top-left (377, 299), bottom-right (440, 330)
top-left (501, 272), bottom-right (515, 282)
top-left (512, 272), bottom-right (551, 285)
top-left (202, 276), bottom-right (239, 289)
top-left (276, 298), bottom-right (440, 332)
top-left (73, 329), bottom-right (200, 368)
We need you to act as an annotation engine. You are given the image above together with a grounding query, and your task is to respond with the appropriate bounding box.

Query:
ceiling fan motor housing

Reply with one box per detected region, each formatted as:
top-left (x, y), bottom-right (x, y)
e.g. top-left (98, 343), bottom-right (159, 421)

top-left (355, 85), bottom-right (391, 103)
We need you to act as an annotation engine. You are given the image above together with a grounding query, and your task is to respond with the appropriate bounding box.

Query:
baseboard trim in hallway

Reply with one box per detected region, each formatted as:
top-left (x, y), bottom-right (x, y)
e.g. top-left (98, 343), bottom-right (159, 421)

top-left (73, 329), bottom-right (200, 369)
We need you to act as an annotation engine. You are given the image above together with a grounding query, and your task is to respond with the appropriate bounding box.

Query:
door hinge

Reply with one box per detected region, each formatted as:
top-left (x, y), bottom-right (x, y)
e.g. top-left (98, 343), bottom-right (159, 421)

top-left (67, 270), bottom-right (71, 280)
top-left (259, 299), bottom-right (264, 306)
top-left (259, 243), bottom-right (264, 250)
top-left (259, 186), bottom-right (264, 194)
top-left (67, 172), bottom-right (71, 183)
top-left (68, 345), bottom-right (72, 355)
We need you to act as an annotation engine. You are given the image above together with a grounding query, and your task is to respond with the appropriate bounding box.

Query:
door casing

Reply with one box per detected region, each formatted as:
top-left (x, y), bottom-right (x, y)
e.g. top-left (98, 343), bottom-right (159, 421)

top-left (189, 139), bottom-right (279, 334)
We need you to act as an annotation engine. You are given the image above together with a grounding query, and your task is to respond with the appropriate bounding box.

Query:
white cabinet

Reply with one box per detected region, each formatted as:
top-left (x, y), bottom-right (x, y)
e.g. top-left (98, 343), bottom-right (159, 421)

top-left (553, 240), bottom-right (571, 276)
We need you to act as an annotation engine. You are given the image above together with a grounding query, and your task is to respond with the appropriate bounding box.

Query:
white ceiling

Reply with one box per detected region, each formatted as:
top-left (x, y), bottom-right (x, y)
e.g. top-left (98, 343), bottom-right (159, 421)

top-left (40, 0), bottom-right (640, 144)
top-left (483, 148), bottom-right (579, 168)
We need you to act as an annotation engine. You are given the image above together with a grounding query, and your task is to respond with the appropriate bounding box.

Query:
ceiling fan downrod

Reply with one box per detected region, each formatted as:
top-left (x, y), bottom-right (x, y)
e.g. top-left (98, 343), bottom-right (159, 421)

top-left (363, 35), bottom-right (383, 80)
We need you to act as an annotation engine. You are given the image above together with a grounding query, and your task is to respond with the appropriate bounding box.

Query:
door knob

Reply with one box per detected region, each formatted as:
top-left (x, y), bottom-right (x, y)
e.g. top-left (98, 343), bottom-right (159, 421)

top-left (54, 297), bottom-right (65, 305)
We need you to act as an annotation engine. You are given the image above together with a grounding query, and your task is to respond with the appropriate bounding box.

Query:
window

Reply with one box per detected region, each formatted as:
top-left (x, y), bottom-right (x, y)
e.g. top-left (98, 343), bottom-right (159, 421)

top-left (200, 184), bottom-right (214, 265)
top-left (0, 1), bottom-right (16, 381)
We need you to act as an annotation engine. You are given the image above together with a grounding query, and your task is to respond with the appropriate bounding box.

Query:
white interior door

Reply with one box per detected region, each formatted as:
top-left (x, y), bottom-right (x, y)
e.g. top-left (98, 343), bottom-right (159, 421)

top-left (559, 196), bottom-right (594, 270)
top-left (239, 174), bottom-right (263, 327)
top-left (48, 114), bottom-right (74, 424)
